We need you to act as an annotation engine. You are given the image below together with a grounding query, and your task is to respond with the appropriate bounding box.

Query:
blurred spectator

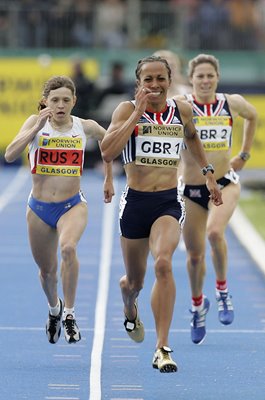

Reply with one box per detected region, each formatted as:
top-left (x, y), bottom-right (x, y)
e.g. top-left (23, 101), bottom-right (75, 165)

top-left (17, 0), bottom-right (49, 47)
top-left (153, 49), bottom-right (191, 96)
top-left (94, 0), bottom-right (128, 48)
top-left (182, 0), bottom-right (230, 50)
top-left (95, 61), bottom-right (132, 107)
top-left (71, 0), bottom-right (94, 47)
top-left (70, 59), bottom-right (97, 119)
top-left (0, 11), bottom-right (10, 46)
top-left (1, 0), bottom-right (265, 51)
top-left (47, 0), bottom-right (74, 47)
top-left (227, 0), bottom-right (261, 49)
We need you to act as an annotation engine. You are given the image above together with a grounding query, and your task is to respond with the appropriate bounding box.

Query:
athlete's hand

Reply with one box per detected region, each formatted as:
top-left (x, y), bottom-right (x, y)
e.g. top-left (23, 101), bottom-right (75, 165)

top-left (103, 180), bottom-right (115, 203)
top-left (34, 107), bottom-right (53, 131)
top-left (205, 174), bottom-right (223, 206)
top-left (134, 86), bottom-right (153, 116)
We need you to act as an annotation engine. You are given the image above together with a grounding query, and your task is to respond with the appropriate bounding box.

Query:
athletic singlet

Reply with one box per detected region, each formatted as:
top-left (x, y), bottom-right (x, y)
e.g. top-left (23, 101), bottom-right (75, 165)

top-left (28, 116), bottom-right (87, 177)
top-left (121, 99), bottom-right (185, 169)
top-left (185, 93), bottom-right (233, 152)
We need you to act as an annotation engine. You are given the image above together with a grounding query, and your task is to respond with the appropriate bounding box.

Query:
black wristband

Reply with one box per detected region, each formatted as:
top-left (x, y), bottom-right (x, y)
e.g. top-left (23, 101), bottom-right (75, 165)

top-left (239, 152), bottom-right (250, 161)
top-left (202, 164), bottom-right (215, 175)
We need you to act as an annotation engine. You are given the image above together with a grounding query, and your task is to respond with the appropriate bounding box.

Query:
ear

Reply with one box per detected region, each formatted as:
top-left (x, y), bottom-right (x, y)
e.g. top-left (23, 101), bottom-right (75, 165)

top-left (73, 95), bottom-right (77, 106)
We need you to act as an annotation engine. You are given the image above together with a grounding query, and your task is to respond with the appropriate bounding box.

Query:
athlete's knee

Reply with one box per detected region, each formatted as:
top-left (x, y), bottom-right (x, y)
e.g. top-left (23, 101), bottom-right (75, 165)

top-left (154, 255), bottom-right (172, 279)
top-left (207, 228), bottom-right (223, 246)
top-left (60, 242), bottom-right (77, 262)
top-left (39, 265), bottom-right (57, 281)
top-left (187, 251), bottom-right (204, 268)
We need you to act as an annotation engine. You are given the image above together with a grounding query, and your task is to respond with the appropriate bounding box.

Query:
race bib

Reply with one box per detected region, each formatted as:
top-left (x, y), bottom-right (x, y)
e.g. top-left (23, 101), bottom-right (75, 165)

top-left (36, 136), bottom-right (83, 176)
top-left (193, 116), bottom-right (232, 151)
top-left (135, 123), bottom-right (184, 168)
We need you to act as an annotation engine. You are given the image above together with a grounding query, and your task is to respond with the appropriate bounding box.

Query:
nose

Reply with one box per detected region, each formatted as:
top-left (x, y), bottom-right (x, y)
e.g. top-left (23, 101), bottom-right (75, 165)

top-left (150, 79), bottom-right (160, 88)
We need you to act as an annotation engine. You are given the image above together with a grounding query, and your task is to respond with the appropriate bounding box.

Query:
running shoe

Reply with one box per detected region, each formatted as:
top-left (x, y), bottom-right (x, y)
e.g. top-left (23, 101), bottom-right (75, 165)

top-left (124, 300), bottom-right (145, 343)
top-left (46, 298), bottom-right (64, 344)
top-left (190, 296), bottom-right (210, 345)
top-left (152, 346), bottom-right (178, 373)
top-left (216, 291), bottom-right (234, 325)
top-left (62, 314), bottom-right (81, 343)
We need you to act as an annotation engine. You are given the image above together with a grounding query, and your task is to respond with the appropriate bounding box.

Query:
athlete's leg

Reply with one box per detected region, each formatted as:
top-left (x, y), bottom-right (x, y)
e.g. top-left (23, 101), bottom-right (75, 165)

top-left (57, 202), bottom-right (88, 309)
top-left (120, 236), bottom-right (149, 320)
top-left (182, 200), bottom-right (210, 343)
top-left (27, 207), bottom-right (59, 307)
top-left (207, 182), bottom-right (240, 282)
top-left (182, 199), bottom-right (208, 299)
top-left (149, 215), bottom-right (181, 348)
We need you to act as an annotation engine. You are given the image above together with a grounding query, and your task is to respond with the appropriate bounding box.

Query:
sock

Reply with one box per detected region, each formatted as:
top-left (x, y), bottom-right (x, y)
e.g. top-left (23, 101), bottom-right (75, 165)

top-left (216, 280), bottom-right (228, 299)
top-left (192, 294), bottom-right (203, 312)
top-left (49, 298), bottom-right (60, 316)
top-left (216, 280), bottom-right (228, 292)
top-left (63, 307), bottom-right (75, 320)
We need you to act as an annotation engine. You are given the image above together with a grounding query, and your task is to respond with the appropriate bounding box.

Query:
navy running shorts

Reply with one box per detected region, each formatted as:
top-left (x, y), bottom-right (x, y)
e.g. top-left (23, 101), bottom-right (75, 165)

top-left (119, 186), bottom-right (186, 239)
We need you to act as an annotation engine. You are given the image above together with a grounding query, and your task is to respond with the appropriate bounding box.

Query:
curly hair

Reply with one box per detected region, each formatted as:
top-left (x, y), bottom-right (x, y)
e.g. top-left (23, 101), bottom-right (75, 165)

top-left (38, 75), bottom-right (76, 110)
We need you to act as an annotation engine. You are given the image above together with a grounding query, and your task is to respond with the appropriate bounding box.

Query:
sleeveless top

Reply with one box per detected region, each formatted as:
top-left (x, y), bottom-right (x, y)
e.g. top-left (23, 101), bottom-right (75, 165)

top-left (121, 99), bottom-right (185, 169)
top-left (28, 116), bottom-right (86, 177)
top-left (185, 93), bottom-right (233, 152)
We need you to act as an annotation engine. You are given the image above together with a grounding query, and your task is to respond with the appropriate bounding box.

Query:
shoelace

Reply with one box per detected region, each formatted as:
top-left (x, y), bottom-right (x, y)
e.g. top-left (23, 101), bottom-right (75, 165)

top-left (64, 318), bottom-right (76, 335)
top-left (190, 309), bottom-right (206, 328)
top-left (160, 350), bottom-right (171, 361)
top-left (218, 294), bottom-right (233, 311)
top-left (48, 313), bottom-right (60, 326)
top-left (160, 347), bottom-right (173, 359)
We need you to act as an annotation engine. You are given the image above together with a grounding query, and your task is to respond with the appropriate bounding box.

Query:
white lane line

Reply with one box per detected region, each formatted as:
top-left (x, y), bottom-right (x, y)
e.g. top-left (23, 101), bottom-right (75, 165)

top-left (0, 166), bottom-right (29, 212)
top-left (45, 397), bottom-right (79, 400)
top-left (89, 191), bottom-right (117, 400)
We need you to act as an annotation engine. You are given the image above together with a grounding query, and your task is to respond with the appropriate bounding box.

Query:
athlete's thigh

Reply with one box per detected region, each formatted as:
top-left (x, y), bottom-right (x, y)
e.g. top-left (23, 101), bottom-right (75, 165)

top-left (27, 207), bottom-right (59, 267)
top-left (207, 182), bottom-right (240, 232)
top-left (182, 198), bottom-right (208, 253)
top-left (120, 236), bottom-right (149, 281)
top-left (149, 215), bottom-right (181, 260)
top-left (57, 202), bottom-right (88, 244)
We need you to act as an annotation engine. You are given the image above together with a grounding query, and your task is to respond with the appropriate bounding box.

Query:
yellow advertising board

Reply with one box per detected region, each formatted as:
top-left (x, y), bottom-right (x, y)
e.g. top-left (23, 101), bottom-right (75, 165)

top-left (0, 57), bottom-right (98, 158)
top-left (0, 58), bottom-right (264, 168)
top-left (231, 95), bottom-right (265, 168)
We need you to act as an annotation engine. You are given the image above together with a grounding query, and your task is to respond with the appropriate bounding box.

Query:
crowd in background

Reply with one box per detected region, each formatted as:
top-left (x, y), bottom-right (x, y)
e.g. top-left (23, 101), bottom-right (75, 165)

top-left (0, 0), bottom-right (265, 50)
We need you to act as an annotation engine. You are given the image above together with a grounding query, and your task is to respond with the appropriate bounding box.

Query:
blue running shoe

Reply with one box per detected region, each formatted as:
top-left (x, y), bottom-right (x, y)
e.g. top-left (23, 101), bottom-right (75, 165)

top-left (190, 296), bottom-right (210, 345)
top-left (216, 292), bottom-right (234, 325)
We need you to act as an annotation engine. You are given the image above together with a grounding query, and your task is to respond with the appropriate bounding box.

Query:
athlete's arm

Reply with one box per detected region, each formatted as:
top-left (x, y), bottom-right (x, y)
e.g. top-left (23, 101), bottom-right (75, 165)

top-left (227, 94), bottom-right (257, 171)
top-left (82, 119), bottom-right (115, 203)
top-left (101, 86), bottom-right (152, 162)
top-left (5, 108), bottom-right (53, 163)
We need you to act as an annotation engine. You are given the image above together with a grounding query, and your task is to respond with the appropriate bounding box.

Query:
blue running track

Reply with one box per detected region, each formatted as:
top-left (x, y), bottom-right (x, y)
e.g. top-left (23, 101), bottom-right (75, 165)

top-left (1, 166), bottom-right (265, 400)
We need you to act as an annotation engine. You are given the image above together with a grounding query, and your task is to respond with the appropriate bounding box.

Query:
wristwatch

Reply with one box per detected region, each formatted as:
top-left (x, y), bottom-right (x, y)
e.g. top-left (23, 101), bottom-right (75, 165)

top-left (239, 151), bottom-right (250, 161)
top-left (201, 164), bottom-right (215, 175)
